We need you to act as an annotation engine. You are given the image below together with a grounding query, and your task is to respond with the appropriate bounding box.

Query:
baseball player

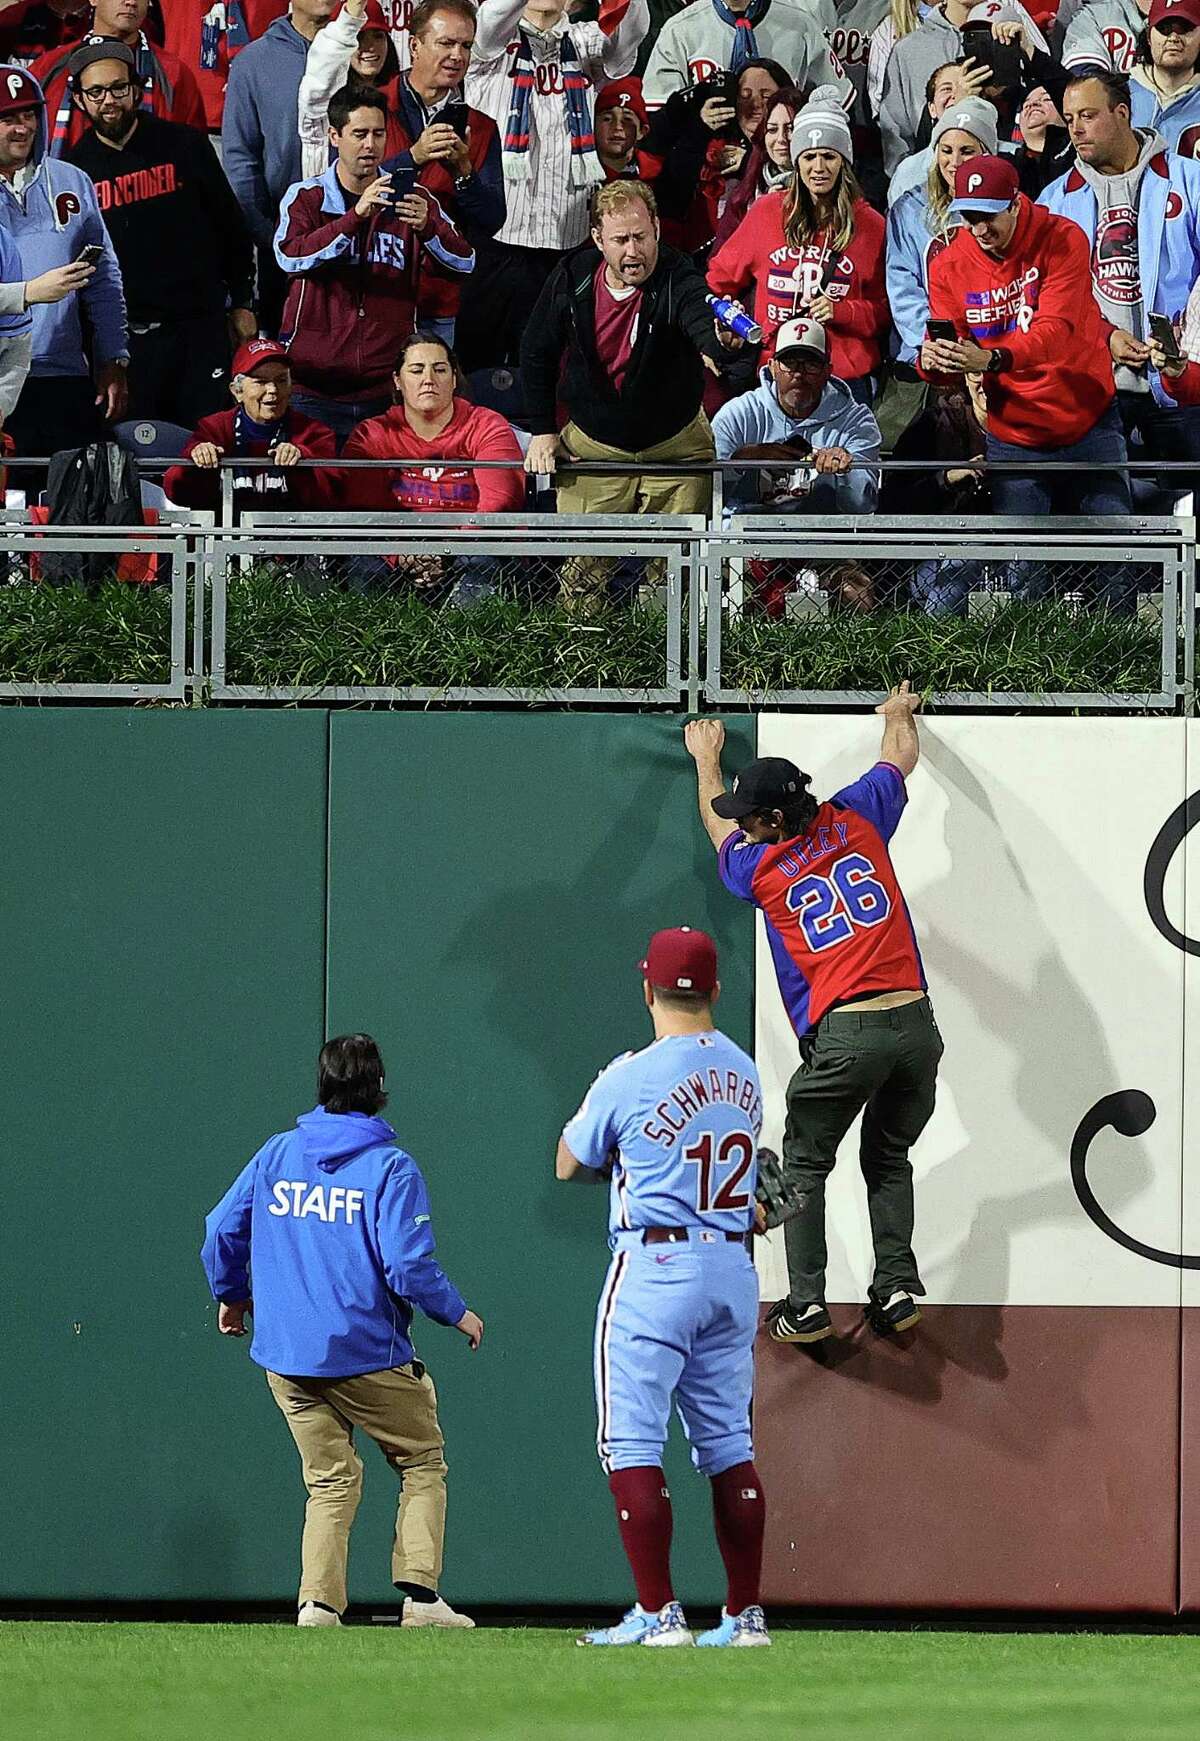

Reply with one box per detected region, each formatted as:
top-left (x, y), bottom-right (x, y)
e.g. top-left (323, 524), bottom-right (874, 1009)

top-left (684, 686), bottom-right (943, 1345)
top-left (557, 927), bottom-right (770, 1649)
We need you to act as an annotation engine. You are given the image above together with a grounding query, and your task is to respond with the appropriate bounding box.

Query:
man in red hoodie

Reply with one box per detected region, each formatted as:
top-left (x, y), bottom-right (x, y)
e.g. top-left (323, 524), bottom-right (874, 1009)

top-left (921, 154), bottom-right (1131, 537)
top-left (30, 0), bottom-right (206, 153)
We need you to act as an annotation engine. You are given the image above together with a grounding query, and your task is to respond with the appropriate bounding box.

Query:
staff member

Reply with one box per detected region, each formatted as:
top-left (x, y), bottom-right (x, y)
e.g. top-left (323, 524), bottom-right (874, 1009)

top-left (201, 1033), bottom-right (484, 1629)
top-left (683, 692), bottom-right (943, 1346)
top-left (65, 38), bottom-right (256, 425)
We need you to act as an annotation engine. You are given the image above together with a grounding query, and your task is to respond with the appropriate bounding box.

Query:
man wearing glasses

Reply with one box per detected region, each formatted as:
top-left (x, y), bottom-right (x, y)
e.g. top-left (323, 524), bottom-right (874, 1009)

top-left (66, 39), bottom-right (256, 424)
top-left (711, 317), bottom-right (883, 524)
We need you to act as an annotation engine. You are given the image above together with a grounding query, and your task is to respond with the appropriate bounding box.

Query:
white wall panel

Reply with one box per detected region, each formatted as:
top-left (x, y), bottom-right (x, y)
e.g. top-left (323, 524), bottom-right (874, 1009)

top-left (752, 716), bottom-right (1185, 1308)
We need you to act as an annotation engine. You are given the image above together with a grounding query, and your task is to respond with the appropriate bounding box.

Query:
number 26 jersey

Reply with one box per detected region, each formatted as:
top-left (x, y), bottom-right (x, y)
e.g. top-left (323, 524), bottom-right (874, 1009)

top-left (719, 761), bottom-right (925, 1038)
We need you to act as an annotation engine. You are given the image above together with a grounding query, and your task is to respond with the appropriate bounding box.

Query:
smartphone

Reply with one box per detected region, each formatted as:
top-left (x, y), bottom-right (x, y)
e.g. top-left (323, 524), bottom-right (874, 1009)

top-left (388, 165), bottom-right (417, 203)
top-left (926, 320), bottom-right (957, 342)
top-left (75, 243), bottom-right (104, 267)
top-left (1149, 312), bottom-right (1182, 364)
top-left (441, 102), bottom-right (469, 142)
top-left (695, 68), bottom-right (741, 139)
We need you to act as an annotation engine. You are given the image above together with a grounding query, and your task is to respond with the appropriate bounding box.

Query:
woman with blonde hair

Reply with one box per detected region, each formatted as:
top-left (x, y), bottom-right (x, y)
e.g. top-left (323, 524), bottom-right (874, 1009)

top-left (867, 0), bottom-right (922, 118)
top-left (885, 96), bottom-right (997, 363)
top-left (708, 85), bottom-right (888, 398)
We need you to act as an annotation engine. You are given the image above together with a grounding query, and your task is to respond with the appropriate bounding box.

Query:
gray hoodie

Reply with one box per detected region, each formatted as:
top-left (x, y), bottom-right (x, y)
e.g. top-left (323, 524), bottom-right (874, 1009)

top-left (1074, 126), bottom-right (1165, 392)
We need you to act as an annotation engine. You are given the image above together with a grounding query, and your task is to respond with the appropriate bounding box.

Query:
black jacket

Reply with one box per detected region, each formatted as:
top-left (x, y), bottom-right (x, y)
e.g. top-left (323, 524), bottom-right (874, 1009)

top-left (520, 241), bottom-right (726, 450)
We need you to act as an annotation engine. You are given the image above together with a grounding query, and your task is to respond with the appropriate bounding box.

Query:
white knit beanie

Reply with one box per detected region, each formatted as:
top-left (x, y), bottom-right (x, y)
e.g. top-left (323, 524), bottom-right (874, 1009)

top-left (789, 84), bottom-right (854, 166)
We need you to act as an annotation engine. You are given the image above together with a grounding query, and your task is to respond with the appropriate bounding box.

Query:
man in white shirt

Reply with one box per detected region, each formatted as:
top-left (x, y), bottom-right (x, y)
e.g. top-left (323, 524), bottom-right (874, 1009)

top-left (459, 0), bottom-right (648, 368)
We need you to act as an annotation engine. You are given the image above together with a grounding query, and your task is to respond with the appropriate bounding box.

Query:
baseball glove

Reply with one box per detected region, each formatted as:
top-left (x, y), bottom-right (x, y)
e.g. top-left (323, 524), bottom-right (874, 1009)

top-left (754, 1146), bottom-right (808, 1231)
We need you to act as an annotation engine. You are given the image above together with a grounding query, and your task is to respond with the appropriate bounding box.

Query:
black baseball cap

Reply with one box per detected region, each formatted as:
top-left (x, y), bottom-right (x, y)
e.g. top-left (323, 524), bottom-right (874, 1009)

top-left (711, 756), bottom-right (810, 820)
top-left (68, 37), bottom-right (137, 84)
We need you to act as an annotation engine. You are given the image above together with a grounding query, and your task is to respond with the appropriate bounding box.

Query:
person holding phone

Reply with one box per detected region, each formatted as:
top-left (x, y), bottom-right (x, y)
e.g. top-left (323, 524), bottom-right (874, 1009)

top-left (1149, 301), bottom-right (1200, 403)
top-left (642, 0), bottom-right (851, 112)
top-left (274, 80), bottom-right (474, 444)
top-left (1039, 64), bottom-right (1200, 478)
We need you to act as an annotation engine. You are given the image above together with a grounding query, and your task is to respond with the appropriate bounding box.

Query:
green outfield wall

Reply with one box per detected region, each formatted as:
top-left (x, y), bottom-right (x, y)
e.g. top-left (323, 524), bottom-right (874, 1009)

top-left (2, 710), bottom-right (754, 1608)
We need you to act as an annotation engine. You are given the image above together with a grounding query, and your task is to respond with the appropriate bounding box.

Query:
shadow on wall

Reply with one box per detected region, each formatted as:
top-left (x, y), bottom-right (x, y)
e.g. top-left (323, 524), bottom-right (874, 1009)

top-left (791, 731), bottom-right (1163, 1458)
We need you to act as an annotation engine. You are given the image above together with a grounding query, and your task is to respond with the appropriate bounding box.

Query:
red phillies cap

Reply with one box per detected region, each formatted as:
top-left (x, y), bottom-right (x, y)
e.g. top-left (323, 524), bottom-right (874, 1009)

top-left (334, 0), bottom-right (390, 26)
top-left (232, 337), bottom-right (289, 377)
top-left (0, 66), bottom-right (43, 116)
top-left (950, 153), bottom-right (1020, 215)
top-left (639, 927), bottom-right (718, 996)
top-left (595, 77), bottom-right (648, 127)
top-left (1150, 0), bottom-right (1200, 28)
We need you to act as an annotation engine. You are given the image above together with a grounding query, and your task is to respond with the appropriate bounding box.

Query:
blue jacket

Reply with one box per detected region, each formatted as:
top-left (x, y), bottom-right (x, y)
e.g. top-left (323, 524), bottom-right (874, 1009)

top-left (1039, 144), bottom-right (1200, 408)
top-left (222, 17), bottom-right (309, 247)
top-left (712, 371), bottom-right (882, 518)
top-left (0, 67), bottom-right (126, 377)
top-left (201, 1106), bottom-right (469, 1379)
top-left (885, 184), bottom-right (961, 363)
top-left (1130, 78), bottom-right (1200, 153)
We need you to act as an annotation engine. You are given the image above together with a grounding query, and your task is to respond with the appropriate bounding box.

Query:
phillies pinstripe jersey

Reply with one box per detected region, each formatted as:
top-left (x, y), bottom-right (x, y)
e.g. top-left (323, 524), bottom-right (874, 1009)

top-left (719, 761), bottom-right (924, 1038)
top-left (562, 1031), bottom-right (763, 1235)
top-left (465, 0), bottom-right (647, 250)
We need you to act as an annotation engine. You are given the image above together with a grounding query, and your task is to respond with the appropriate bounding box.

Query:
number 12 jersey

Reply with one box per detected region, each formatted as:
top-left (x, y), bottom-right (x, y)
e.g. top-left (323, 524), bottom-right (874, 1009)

top-left (719, 761), bottom-right (925, 1038)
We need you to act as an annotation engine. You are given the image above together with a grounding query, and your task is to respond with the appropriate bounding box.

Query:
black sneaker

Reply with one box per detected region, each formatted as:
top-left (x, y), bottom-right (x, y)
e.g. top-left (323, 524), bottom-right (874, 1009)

top-left (767, 1299), bottom-right (834, 1344)
top-left (866, 1288), bottom-right (921, 1333)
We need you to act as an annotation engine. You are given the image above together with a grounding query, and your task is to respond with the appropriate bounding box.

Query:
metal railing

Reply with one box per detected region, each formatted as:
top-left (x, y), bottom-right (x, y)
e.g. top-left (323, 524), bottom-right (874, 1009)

top-left (0, 454), bottom-right (1192, 709)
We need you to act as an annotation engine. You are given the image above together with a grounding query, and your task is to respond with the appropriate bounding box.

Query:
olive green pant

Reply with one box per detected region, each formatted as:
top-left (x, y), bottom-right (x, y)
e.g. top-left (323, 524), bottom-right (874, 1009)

top-left (267, 1362), bottom-right (448, 1615)
top-left (781, 999), bottom-right (944, 1307)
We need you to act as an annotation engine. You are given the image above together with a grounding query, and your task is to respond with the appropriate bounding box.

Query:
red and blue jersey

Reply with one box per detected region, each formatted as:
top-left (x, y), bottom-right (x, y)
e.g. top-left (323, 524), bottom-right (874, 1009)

top-left (718, 762), bottom-right (924, 1038)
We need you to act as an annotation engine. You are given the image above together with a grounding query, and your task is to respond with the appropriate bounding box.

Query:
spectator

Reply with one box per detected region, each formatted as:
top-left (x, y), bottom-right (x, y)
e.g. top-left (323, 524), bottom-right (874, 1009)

top-left (1011, 80), bottom-right (1071, 193)
top-left (921, 154), bottom-right (1133, 580)
top-left (223, 0), bottom-right (335, 327)
top-left (458, 0), bottom-right (648, 371)
top-left (65, 39), bottom-right (257, 424)
top-left (0, 0), bottom-right (91, 68)
top-left (342, 330), bottom-right (523, 599)
top-left (275, 82), bottom-right (473, 443)
top-left (832, 0), bottom-right (891, 126)
top-left (643, 0), bottom-right (850, 110)
top-left (1129, 0), bottom-right (1200, 148)
top-left (699, 55), bottom-right (791, 236)
top-left (1040, 68), bottom-right (1200, 477)
top-left (0, 65), bottom-right (128, 459)
top-left (594, 73), bottom-right (652, 176)
top-left (868, 0), bottom-right (920, 119)
top-left (163, 335), bottom-right (337, 509)
top-left (299, 0), bottom-right (399, 177)
top-left (1063, 0), bottom-right (1149, 76)
top-left (0, 216), bottom-right (33, 423)
top-left (519, 180), bottom-right (734, 605)
top-left (708, 85), bottom-right (888, 397)
top-left (158, 0), bottom-right (292, 137)
top-left (30, 0), bottom-right (207, 154)
top-left (712, 314), bottom-right (880, 614)
top-left (887, 56), bottom-right (992, 204)
top-left (596, 73), bottom-right (743, 251)
top-left (711, 79), bottom-right (801, 246)
top-left (1149, 269), bottom-right (1200, 398)
top-left (878, 0), bottom-right (1047, 173)
top-left (885, 94), bottom-right (996, 361)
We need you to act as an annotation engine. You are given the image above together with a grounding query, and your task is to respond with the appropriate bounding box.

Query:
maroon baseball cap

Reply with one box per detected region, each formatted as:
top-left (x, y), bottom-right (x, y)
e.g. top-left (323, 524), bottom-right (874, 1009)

top-left (595, 77), bottom-right (648, 127)
top-left (1150, 0), bottom-right (1200, 28)
top-left (0, 66), bottom-right (43, 116)
top-left (639, 927), bottom-right (718, 996)
top-left (232, 337), bottom-right (289, 377)
top-left (950, 153), bottom-right (1020, 216)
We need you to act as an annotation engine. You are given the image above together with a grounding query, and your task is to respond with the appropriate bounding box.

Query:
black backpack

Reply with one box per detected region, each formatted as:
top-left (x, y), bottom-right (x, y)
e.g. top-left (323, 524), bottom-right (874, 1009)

top-left (41, 442), bottom-right (145, 589)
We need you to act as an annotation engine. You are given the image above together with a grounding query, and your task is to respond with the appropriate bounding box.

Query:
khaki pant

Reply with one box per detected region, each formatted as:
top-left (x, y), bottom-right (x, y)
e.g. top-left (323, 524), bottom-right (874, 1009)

top-left (556, 413), bottom-right (714, 609)
top-left (267, 1362), bottom-right (448, 1615)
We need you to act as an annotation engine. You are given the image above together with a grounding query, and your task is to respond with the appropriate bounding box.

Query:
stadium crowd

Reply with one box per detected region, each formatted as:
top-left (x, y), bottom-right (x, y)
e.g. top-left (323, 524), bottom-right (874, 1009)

top-left (1, 0), bottom-right (1199, 609)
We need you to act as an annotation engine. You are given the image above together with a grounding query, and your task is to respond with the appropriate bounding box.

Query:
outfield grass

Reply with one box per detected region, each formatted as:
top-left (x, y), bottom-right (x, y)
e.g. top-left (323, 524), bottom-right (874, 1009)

top-left (3, 1622), bottom-right (1199, 1741)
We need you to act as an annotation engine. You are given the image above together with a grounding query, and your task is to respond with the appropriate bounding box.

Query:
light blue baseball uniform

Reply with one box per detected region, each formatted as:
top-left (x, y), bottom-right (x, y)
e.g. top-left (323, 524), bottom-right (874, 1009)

top-left (562, 1030), bottom-right (764, 1478)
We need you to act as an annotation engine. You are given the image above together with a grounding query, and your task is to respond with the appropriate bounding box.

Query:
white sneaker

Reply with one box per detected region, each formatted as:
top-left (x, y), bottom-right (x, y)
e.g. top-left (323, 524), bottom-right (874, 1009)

top-left (297, 1602), bottom-right (341, 1628)
top-left (639, 1601), bottom-right (694, 1647)
top-left (401, 1595), bottom-right (475, 1629)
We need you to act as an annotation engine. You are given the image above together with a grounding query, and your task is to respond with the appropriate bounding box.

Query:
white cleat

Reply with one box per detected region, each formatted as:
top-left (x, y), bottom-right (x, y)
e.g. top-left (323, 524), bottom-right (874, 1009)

top-left (639, 1601), bottom-right (694, 1647)
top-left (297, 1602), bottom-right (341, 1627)
top-left (696, 1605), bottom-right (771, 1647)
top-left (401, 1595), bottom-right (475, 1629)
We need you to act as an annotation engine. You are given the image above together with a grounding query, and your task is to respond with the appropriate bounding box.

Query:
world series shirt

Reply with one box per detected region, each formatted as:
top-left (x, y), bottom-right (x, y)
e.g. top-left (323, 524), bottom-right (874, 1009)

top-left (562, 1031), bottom-right (763, 1235)
top-left (718, 762), bottom-right (925, 1038)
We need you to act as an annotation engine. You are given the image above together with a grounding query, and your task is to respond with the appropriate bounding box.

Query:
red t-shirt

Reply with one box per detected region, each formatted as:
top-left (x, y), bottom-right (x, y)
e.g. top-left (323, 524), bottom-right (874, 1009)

top-left (593, 264), bottom-right (642, 394)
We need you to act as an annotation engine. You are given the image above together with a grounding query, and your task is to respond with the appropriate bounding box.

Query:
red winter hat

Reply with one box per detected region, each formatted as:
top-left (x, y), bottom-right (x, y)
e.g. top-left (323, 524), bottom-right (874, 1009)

top-left (232, 337), bottom-right (290, 377)
top-left (1149, 0), bottom-right (1200, 28)
top-left (335, 0), bottom-right (390, 30)
top-left (639, 927), bottom-right (718, 996)
top-left (0, 65), bottom-right (43, 116)
top-left (595, 78), bottom-right (648, 127)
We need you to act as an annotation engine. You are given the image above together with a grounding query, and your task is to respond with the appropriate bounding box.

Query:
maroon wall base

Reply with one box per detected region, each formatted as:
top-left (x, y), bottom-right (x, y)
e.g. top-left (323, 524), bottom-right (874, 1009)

top-left (755, 1304), bottom-right (1179, 1612)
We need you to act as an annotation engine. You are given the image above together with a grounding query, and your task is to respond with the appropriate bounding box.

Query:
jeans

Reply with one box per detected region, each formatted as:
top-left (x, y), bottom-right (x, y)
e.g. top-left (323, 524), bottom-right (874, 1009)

top-left (290, 387), bottom-right (391, 452)
top-left (987, 402), bottom-right (1134, 612)
top-left (420, 316), bottom-right (456, 347)
top-left (1118, 390), bottom-right (1200, 505)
